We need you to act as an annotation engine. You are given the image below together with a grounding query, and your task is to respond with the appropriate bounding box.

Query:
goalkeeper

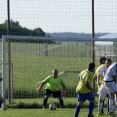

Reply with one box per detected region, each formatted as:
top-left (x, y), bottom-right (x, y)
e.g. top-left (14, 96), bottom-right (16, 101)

top-left (38, 69), bottom-right (66, 109)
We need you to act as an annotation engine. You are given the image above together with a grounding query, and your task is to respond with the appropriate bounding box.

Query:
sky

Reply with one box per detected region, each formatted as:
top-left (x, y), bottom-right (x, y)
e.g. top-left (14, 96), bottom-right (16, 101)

top-left (0, 0), bottom-right (117, 33)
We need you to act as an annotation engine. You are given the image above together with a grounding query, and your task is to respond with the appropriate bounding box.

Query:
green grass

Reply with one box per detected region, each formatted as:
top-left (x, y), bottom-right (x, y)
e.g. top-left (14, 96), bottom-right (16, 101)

top-left (6, 96), bottom-right (109, 109)
top-left (0, 107), bottom-right (113, 117)
top-left (7, 97), bottom-right (78, 108)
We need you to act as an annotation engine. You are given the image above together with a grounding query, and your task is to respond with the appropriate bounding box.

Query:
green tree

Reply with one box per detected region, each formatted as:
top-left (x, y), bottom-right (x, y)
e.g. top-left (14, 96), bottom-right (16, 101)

top-left (0, 19), bottom-right (45, 38)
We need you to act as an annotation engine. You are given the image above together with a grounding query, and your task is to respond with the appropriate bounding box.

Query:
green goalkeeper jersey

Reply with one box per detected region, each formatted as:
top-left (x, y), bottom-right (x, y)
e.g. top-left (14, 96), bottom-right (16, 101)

top-left (43, 75), bottom-right (65, 91)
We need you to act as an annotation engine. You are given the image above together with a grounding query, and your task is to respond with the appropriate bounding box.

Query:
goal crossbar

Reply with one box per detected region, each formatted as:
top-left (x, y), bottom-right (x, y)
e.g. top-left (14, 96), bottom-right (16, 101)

top-left (2, 35), bottom-right (117, 42)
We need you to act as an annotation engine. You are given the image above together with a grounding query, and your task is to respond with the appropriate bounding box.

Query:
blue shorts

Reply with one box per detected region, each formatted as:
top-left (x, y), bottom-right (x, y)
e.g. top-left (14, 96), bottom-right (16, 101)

top-left (77, 92), bottom-right (94, 101)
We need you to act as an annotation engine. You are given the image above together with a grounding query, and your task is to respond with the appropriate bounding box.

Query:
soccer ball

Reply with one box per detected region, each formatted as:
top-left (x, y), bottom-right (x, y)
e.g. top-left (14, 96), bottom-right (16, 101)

top-left (49, 103), bottom-right (57, 111)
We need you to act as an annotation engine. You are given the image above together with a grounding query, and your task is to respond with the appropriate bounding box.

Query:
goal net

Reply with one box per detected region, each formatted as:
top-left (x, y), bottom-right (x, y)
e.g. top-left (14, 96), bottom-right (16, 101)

top-left (1, 35), bottom-right (117, 109)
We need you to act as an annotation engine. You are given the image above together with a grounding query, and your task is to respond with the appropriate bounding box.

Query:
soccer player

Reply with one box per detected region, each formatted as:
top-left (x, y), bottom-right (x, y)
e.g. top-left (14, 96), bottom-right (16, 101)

top-left (94, 56), bottom-right (106, 114)
top-left (37, 69), bottom-right (66, 109)
top-left (74, 62), bottom-right (95, 117)
top-left (103, 62), bottom-right (117, 117)
top-left (96, 58), bottom-right (112, 116)
top-left (0, 76), bottom-right (3, 108)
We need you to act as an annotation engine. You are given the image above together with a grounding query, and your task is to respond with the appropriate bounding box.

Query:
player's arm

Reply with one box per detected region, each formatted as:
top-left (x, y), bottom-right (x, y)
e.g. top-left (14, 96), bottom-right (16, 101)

top-left (39, 82), bottom-right (44, 88)
top-left (97, 68), bottom-right (103, 85)
top-left (60, 79), bottom-right (66, 91)
top-left (62, 85), bottom-right (66, 91)
top-left (77, 76), bottom-right (80, 82)
top-left (112, 75), bottom-right (117, 83)
top-left (37, 76), bottom-right (50, 92)
top-left (62, 85), bottom-right (66, 96)
top-left (60, 78), bottom-right (66, 96)
top-left (93, 72), bottom-right (97, 82)
top-left (97, 74), bottom-right (101, 85)
top-left (112, 65), bottom-right (117, 83)
top-left (37, 81), bottom-right (44, 92)
top-left (85, 81), bottom-right (94, 93)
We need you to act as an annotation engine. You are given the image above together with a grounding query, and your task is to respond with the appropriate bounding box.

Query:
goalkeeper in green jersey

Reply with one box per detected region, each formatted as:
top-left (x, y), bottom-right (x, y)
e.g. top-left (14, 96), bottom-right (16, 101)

top-left (38, 69), bottom-right (66, 109)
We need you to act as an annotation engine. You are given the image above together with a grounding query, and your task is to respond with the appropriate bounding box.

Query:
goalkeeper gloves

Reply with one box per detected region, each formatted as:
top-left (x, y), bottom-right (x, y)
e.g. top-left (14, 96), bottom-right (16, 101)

top-left (62, 90), bottom-right (66, 96)
top-left (37, 87), bottom-right (42, 92)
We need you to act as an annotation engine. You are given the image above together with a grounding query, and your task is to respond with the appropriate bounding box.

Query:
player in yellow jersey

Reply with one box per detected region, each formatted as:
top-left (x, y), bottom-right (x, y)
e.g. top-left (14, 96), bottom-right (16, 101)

top-left (74, 62), bottom-right (95, 117)
top-left (94, 57), bottom-right (107, 114)
top-left (37, 69), bottom-right (66, 109)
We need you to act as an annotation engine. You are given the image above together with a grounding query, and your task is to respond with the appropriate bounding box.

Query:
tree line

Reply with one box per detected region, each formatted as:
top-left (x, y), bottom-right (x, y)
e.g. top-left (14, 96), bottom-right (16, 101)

top-left (0, 19), bottom-right (46, 38)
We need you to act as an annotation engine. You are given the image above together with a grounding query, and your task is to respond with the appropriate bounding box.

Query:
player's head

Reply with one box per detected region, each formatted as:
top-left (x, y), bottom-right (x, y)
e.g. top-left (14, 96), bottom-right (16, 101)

top-left (52, 69), bottom-right (58, 78)
top-left (105, 58), bottom-right (112, 68)
top-left (99, 57), bottom-right (106, 64)
top-left (88, 62), bottom-right (95, 71)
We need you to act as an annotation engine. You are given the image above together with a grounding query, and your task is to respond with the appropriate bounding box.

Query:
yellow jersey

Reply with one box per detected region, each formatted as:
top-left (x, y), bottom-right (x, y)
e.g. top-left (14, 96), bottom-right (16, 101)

top-left (94, 64), bottom-right (105, 89)
top-left (76, 69), bottom-right (94, 94)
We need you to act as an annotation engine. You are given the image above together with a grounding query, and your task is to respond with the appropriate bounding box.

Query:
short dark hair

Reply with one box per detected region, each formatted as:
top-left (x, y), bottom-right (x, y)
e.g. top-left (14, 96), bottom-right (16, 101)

top-left (106, 58), bottom-right (112, 63)
top-left (88, 62), bottom-right (95, 69)
top-left (99, 57), bottom-right (106, 62)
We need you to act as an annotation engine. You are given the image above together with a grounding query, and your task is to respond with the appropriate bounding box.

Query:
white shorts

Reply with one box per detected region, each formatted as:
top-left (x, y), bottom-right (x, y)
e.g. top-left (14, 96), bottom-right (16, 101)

top-left (97, 83), bottom-right (108, 100)
top-left (103, 81), bottom-right (117, 94)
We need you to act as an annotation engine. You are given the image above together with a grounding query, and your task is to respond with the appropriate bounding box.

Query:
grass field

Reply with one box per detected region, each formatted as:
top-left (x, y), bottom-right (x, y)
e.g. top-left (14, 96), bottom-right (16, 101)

top-left (0, 107), bottom-right (114, 117)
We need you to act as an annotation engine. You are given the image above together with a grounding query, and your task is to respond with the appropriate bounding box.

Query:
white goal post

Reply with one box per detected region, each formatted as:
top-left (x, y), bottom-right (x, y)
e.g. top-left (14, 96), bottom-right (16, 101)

top-left (1, 36), bottom-right (6, 110)
top-left (1, 35), bottom-right (117, 110)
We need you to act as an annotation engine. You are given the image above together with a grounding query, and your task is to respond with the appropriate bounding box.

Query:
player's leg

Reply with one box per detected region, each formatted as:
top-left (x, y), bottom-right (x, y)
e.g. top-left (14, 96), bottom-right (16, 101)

top-left (98, 86), bottom-right (105, 114)
top-left (0, 95), bottom-right (3, 108)
top-left (53, 90), bottom-right (64, 108)
top-left (43, 89), bottom-right (51, 109)
top-left (108, 94), bottom-right (116, 117)
top-left (57, 97), bottom-right (64, 108)
top-left (101, 100), bottom-right (105, 114)
top-left (96, 84), bottom-right (107, 116)
top-left (74, 93), bottom-right (84, 117)
top-left (114, 95), bottom-right (116, 114)
top-left (105, 94), bottom-right (110, 114)
top-left (87, 92), bottom-right (95, 117)
top-left (104, 81), bottom-right (117, 116)
top-left (96, 98), bottom-right (104, 116)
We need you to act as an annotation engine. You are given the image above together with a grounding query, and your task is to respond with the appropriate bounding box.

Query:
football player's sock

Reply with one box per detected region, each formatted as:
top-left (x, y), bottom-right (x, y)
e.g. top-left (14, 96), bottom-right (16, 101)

top-left (109, 99), bottom-right (114, 113)
top-left (43, 98), bottom-right (48, 107)
top-left (88, 102), bottom-right (94, 115)
top-left (74, 105), bottom-right (81, 117)
top-left (98, 102), bottom-right (103, 113)
top-left (0, 101), bottom-right (3, 108)
top-left (101, 101), bottom-right (104, 114)
top-left (107, 99), bottom-right (109, 113)
top-left (59, 99), bottom-right (63, 107)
